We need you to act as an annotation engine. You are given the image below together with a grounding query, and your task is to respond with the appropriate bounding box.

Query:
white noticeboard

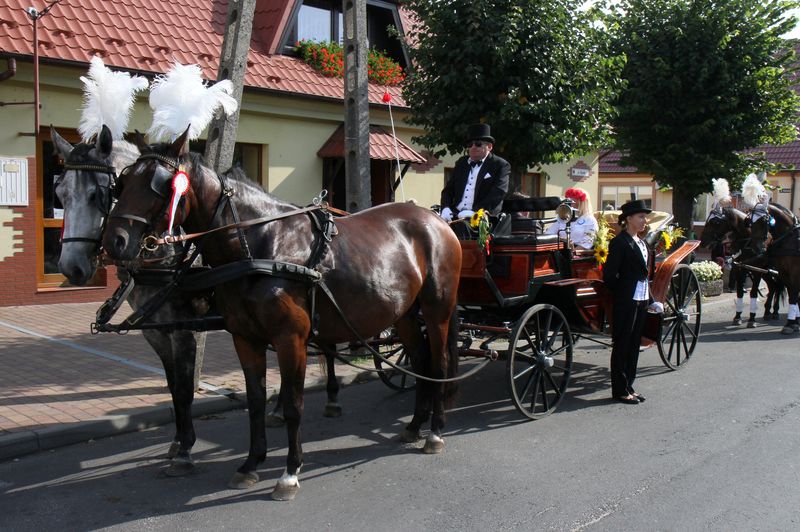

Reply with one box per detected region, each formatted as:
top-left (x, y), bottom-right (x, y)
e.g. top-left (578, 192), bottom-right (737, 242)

top-left (0, 157), bottom-right (29, 206)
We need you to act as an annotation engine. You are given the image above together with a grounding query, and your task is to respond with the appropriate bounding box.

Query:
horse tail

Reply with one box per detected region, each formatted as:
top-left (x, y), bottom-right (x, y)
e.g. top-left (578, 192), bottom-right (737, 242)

top-left (444, 306), bottom-right (460, 409)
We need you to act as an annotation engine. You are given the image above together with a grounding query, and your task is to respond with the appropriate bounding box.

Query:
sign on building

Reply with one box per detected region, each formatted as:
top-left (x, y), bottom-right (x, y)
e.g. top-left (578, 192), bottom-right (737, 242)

top-left (0, 158), bottom-right (28, 206)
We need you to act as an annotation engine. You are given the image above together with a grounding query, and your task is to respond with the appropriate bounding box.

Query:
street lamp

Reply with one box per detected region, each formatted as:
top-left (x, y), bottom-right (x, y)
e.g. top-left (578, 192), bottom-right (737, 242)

top-left (25, 1), bottom-right (63, 141)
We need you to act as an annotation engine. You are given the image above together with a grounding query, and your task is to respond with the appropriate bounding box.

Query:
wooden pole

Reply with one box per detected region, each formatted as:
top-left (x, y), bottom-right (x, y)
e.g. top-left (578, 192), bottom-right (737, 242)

top-left (343, 0), bottom-right (371, 212)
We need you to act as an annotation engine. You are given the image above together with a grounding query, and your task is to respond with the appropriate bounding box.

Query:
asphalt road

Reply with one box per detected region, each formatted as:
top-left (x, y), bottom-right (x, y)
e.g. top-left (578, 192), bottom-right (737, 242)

top-left (2, 298), bottom-right (800, 531)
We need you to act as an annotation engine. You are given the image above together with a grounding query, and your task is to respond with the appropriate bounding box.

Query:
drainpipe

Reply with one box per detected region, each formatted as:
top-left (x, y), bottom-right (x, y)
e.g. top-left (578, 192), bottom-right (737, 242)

top-left (791, 171), bottom-right (796, 214)
top-left (0, 58), bottom-right (16, 82)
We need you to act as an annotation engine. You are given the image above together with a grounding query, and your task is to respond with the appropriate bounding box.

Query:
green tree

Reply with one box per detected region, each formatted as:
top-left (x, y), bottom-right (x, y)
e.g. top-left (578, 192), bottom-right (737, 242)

top-left (401, 0), bottom-right (624, 192)
top-left (608, 0), bottom-right (800, 231)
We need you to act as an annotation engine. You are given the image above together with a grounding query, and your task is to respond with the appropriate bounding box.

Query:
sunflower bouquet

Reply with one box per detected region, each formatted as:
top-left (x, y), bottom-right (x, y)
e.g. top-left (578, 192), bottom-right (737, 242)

top-left (592, 214), bottom-right (612, 265)
top-left (470, 209), bottom-right (492, 254)
top-left (657, 225), bottom-right (685, 256)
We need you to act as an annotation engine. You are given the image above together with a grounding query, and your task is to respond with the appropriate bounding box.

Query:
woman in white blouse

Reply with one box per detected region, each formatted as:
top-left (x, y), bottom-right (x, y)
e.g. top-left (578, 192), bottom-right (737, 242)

top-left (545, 187), bottom-right (598, 249)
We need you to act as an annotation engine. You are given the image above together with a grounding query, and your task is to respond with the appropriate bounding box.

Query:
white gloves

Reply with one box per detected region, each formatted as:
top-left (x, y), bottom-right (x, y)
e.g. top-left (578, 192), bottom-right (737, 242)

top-left (440, 207), bottom-right (453, 221)
top-left (648, 302), bottom-right (664, 314)
top-left (457, 209), bottom-right (475, 219)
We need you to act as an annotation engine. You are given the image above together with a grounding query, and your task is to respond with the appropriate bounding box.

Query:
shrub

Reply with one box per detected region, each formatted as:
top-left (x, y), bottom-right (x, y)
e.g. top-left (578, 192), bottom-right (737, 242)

top-left (295, 40), bottom-right (405, 86)
top-left (690, 260), bottom-right (723, 282)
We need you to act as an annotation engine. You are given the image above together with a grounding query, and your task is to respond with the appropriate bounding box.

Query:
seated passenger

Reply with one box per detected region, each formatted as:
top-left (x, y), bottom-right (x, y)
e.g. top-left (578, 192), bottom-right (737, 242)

top-left (545, 187), bottom-right (598, 249)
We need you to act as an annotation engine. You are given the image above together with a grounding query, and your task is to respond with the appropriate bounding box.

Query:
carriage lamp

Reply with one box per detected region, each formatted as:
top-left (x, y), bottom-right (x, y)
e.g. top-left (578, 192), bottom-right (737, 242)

top-left (556, 202), bottom-right (577, 223)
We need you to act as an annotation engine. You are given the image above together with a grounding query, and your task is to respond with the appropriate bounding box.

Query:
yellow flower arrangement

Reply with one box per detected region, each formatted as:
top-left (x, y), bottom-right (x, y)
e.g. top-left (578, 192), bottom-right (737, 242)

top-left (592, 214), bottom-right (612, 265)
top-left (470, 209), bottom-right (492, 253)
top-left (659, 225), bottom-right (685, 254)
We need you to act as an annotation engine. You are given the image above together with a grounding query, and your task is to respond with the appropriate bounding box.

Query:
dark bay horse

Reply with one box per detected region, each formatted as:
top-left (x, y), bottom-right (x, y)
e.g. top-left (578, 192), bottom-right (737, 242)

top-left (51, 125), bottom-right (208, 476)
top-left (700, 205), bottom-right (785, 325)
top-left (102, 130), bottom-right (462, 500)
top-left (744, 202), bottom-right (800, 334)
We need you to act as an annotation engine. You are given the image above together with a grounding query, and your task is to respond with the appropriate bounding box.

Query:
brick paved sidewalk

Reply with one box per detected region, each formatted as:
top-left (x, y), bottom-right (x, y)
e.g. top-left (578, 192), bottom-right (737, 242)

top-left (0, 301), bottom-right (365, 460)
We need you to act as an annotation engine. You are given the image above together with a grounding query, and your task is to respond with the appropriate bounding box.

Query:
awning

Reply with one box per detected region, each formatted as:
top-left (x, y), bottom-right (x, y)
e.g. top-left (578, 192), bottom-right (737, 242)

top-left (317, 124), bottom-right (426, 164)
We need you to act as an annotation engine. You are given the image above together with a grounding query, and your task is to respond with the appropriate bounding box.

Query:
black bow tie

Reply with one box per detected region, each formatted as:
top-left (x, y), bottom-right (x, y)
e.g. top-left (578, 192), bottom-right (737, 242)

top-left (469, 160), bottom-right (481, 169)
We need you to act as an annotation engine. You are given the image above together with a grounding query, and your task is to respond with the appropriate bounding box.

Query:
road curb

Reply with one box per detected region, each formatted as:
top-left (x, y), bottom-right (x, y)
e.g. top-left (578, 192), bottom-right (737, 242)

top-left (0, 368), bottom-right (378, 463)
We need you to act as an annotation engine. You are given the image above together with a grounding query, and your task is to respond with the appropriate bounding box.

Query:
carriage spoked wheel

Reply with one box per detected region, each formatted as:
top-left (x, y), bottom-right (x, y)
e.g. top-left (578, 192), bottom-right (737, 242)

top-left (657, 263), bottom-right (702, 370)
top-left (507, 304), bottom-right (574, 420)
top-left (373, 337), bottom-right (416, 391)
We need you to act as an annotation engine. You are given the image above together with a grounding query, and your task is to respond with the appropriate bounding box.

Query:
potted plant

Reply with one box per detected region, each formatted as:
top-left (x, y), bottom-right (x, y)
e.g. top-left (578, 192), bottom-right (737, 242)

top-left (690, 260), bottom-right (724, 297)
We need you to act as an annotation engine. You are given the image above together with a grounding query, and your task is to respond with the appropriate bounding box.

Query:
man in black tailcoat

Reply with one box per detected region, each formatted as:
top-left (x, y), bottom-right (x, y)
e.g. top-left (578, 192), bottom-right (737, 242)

top-left (440, 123), bottom-right (510, 221)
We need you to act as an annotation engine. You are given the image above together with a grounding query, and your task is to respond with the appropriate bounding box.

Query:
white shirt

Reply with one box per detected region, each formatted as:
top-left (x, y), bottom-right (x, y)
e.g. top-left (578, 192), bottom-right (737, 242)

top-left (456, 158), bottom-right (485, 212)
top-left (544, 213), bottom-right (598, 249)
top-left (632, 235), bottom-right (649, 301)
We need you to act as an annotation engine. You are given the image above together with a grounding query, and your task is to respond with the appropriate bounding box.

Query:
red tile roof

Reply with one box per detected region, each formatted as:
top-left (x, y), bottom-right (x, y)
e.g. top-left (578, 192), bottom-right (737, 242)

top-left (0, 0), bottom-right (405, 106)
top-left (599, 150), bottom-right (640, 173)
top-left (317, 124), bottom-right (426, 163)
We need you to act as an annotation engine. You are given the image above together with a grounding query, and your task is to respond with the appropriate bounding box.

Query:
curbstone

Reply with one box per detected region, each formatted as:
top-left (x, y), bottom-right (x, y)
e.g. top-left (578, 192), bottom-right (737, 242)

top-left (0, 430), bottom-right (39, 462)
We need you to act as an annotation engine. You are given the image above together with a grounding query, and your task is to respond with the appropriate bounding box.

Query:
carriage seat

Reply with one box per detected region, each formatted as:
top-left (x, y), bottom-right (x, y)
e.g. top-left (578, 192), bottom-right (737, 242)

top-left (503, 196), bottom-right (562, 235)
top-left (491, 232), bottom-right (561, 246)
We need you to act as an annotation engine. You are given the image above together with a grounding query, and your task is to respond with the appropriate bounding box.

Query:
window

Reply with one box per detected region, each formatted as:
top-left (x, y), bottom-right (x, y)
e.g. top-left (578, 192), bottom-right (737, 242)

top-left (284, 0), bottom-right (407, 68)
top-left (693, 193), bottom-right (712, 224)
top-left (521, 173), bottom-right (541, 197)
top-left (600, 185), bottom-right (653, 211)
top-left (189, 140), bottom-right (263, 185)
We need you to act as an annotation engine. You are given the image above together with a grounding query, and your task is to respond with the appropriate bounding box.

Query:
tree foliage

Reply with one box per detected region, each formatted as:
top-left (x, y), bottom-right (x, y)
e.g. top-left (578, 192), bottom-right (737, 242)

top-left (608, 0), bottom-right (800, 229)
top-left (401, 0), bottom-right (624, 190)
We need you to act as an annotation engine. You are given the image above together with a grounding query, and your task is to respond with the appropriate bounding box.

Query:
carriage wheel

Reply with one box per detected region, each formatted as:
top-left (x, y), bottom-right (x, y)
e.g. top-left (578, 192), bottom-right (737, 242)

top-left (657, 264), bottom-right (702, 370)
top-left (507, 304), bottom-right (573, 420)
top-left (373, 341), bottom-right (416, 391)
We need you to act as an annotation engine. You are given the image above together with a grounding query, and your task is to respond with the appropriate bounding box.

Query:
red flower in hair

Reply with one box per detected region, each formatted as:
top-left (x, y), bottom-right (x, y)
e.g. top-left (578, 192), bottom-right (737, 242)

top-left (565, 187), bottom-right (587, 202)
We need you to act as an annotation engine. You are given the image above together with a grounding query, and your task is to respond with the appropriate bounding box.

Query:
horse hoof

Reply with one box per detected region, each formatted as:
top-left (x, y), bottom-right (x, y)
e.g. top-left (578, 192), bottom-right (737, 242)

top-left (265, 412), bottom-right (285, 428)
top-left (422, 435), bottom-right (444, 454)
top-left (164, 458), bottom-right (195, 477)
top-left (732, 318), bottom-right (742, 326)
top-left (228, 471), bottom-right (259, 490)
top-left (271, 484), bottom-right (300, 501)
top-left (781, 325), bottom-right (799, 335)
top-left (399, 429), bottom-right (421, 443)
top-left (166, 441), bottom-right (181, 459)
top-left (323, 403), bottom-right (343, 418)
top-left (747, 320), bottom-right (757, 329)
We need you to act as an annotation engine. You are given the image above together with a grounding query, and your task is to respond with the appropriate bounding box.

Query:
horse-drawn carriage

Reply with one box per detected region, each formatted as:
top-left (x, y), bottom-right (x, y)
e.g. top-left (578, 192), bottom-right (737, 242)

top-left (376, 196), bottom-right (702, 419)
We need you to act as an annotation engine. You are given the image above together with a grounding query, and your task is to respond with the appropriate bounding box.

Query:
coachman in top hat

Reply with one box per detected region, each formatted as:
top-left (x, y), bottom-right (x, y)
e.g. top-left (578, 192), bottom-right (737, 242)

top-left (439, 123), bottom-right (510, 221)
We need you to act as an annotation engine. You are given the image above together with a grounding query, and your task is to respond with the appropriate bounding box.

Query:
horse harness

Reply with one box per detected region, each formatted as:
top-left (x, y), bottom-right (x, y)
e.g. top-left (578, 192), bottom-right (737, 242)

top-left (55, 159), bottom-right (116, 250)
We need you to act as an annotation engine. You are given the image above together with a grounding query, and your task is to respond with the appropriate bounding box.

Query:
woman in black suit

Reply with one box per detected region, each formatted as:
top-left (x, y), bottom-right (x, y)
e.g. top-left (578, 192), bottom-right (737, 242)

top-left (603, 200), bottom-right (656, 404)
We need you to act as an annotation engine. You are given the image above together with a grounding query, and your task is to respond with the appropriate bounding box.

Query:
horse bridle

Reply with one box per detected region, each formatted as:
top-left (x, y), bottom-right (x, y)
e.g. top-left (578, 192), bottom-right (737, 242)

top-left (55, 160), bottom-right (116, 250)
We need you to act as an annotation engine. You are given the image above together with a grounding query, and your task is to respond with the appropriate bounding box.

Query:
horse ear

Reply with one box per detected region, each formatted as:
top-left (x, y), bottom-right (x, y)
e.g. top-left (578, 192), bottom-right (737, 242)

top-left (96, 125), bottom-right (113, 159)
top-left (50, 125), bottom-right (73, 159)
top-left (170, 126), bottom-right (191, 157)
top-left (133, 130), bottom-right (150, 154)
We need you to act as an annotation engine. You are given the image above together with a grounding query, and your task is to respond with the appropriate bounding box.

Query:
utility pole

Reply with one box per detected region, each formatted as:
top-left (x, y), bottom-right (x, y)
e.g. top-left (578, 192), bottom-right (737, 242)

top-left (196, 0), bottom-right (255, 387)
top-left (343, 0), bottom-right (371, 212)
top-left (204, 0), bottom-right (256, 174)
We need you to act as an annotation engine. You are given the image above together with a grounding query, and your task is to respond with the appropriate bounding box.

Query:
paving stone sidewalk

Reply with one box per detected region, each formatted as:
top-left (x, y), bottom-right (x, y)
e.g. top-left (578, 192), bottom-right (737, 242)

top-left (0, 301), bottom-right (366, 461)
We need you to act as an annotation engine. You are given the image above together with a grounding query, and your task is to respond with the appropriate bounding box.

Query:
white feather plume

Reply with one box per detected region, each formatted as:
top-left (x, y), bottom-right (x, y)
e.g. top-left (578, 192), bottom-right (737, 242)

top-left (77, 56), bottom-right (149, 142)
top-left (711, 178), bottom-right (731, 207)
top-left (148, 62), bottom-right (238, 142)
top-left (740, 174), bottom-right (767, 209)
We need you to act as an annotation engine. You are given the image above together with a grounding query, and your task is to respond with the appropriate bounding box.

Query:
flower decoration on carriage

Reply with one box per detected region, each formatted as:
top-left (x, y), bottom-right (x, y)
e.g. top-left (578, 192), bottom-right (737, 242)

top-left (592, 213), bottom-right (612, 266)
top-left (470, 208), bottom-right (492, 254)
top-left (147, 62), bottom-right (239, 234)
top-left (78, 56), bottom-right (149, 143)
top-left (657, 225), bottom-right (685, 256)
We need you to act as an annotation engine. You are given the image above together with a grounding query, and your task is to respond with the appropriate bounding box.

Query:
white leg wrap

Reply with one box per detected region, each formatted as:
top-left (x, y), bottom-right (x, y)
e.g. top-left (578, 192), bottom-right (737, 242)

top-left (427, 433), bottom-right (444, 444)
top-left (787, 304), bottom-right (799, 321)
top-left (277, 470), bottom-right (300, 488)
top-left (750, 297), bottom-right (759, 313)
top-left (735, 298), bottom-right (744, 313)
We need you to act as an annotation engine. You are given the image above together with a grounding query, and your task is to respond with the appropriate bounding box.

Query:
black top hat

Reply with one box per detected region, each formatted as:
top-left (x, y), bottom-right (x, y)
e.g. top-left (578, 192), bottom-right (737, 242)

top-left (468, 123), bottom-right (495, 144)
top-left (618, 199), bottom-right (652, 224)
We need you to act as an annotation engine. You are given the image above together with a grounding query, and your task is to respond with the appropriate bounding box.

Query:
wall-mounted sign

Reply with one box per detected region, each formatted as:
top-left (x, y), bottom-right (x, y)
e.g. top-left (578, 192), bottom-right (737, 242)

top-left (568, 161), bottom-right (592, 182)
top-left (779, 187), bottom-right (790, 193)
top-left (0, 158), bottom-right (28, 206)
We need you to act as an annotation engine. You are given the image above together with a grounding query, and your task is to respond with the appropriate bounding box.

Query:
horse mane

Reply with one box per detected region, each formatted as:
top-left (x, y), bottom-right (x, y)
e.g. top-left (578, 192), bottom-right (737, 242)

top-left (770, 202), bottom-right (798, 225)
